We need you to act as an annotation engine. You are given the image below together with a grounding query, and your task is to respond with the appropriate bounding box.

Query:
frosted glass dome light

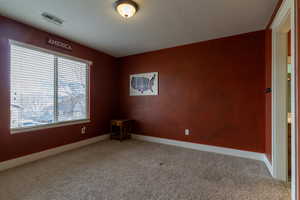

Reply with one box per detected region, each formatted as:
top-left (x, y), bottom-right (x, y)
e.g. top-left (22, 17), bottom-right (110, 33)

top-left (115, 0), bottom-right (138, 19)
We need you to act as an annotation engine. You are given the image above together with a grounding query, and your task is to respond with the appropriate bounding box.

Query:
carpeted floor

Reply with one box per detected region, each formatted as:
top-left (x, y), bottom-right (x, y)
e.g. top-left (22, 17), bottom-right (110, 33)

top-left (0, 140), bottom-right (290, 200)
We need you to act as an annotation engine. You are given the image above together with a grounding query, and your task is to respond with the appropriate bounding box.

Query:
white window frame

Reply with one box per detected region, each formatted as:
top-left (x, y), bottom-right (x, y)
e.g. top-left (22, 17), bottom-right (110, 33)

top-left (9, 40), bottom-right (92, 134)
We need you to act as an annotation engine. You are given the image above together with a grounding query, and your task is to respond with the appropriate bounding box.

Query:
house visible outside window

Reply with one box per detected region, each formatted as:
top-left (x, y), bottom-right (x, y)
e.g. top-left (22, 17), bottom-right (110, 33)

top-left (10, 41), bottom-right (90, 133)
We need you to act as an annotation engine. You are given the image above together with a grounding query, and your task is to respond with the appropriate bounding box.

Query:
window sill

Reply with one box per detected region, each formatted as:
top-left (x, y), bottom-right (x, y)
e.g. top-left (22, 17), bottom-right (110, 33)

top-left (11, 119), bottom-right (91, 134)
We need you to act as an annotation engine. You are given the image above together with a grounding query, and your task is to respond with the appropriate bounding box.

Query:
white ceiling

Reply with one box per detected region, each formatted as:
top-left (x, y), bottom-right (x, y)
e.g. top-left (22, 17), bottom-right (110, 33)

top-left (0, 0), bottom-right (278, 57)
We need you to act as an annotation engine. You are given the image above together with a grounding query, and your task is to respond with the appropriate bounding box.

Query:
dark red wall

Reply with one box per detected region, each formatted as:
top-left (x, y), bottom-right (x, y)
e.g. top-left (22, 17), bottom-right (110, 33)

top-left (0, 16), bottom-right (118, 162)
top-left (289, 30), bottom-right (291, 57)
top-left (117, 31), bottom-right (266, 153)
top-left (265, 29), bottom-right (272, 162)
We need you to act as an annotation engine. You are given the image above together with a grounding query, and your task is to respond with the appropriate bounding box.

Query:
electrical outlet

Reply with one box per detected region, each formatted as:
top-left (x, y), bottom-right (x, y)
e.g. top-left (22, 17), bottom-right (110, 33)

top-left (81, 126), bottom-right (86, 134)
top-left (185, 129), bottom-right (189, 136)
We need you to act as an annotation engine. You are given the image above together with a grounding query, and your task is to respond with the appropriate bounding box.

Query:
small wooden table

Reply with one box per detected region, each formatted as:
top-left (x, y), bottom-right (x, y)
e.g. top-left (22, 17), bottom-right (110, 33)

top-left (110, 119), bottom-right (133, 141)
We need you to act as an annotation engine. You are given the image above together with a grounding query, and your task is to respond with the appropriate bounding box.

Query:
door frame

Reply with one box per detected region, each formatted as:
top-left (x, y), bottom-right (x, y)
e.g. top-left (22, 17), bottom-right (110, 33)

top-left (271, 0), bottom-right (296, 199)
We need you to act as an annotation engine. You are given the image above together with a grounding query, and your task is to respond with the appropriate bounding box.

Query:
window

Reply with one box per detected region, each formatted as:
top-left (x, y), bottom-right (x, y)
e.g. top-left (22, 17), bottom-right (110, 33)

top-left (10, 41), bottom-right (90, 132)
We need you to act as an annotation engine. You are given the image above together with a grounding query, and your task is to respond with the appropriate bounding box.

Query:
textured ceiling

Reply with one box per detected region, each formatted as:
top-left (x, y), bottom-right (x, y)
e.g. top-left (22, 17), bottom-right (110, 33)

top-left (0, 0), bottom-right (278, 57)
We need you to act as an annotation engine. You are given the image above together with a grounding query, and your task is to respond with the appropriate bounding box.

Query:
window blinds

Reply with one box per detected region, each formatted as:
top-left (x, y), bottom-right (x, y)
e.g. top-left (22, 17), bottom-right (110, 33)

top-left (10, 43), bottom-right (89, 130)
top-left (57, 57), bottom-right (88, 122)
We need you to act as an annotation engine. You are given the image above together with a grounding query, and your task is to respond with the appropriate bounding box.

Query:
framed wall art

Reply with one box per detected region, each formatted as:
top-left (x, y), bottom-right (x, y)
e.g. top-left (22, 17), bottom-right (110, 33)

top-left (130, 72), bottom-right (158, 96)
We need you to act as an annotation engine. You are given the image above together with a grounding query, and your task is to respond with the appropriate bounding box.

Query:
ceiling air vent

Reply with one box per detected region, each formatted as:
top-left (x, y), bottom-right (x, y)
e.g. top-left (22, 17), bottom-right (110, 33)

top-left (41, 12), bottom-right (64, 25)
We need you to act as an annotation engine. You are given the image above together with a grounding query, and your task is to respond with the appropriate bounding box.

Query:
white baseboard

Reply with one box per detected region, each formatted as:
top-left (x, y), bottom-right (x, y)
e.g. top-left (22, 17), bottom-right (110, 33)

top-left (0, 134), bottom-right (109, 172)
top-left (132, 134), bottom-right (273, 174)
top-left (263, 155), bottom-right (273, 176)
top-left (0, 133), bottom-right (274, 177)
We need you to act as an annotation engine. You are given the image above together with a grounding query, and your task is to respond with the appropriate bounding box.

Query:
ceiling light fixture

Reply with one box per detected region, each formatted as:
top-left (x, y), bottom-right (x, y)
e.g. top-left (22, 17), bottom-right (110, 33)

top-left (114, 0), bottom-right (138, 19)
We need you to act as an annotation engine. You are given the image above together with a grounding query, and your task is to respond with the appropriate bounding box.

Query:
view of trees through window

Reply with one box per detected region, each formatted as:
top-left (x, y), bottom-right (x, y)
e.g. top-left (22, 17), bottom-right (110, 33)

top-left (10, 43), bottom-right (89, 129)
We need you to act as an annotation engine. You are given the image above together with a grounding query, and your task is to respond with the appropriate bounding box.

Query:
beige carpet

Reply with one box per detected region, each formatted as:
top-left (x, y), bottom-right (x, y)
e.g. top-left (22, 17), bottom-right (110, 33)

top-left (0, 140), bottom-right (290, 200)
